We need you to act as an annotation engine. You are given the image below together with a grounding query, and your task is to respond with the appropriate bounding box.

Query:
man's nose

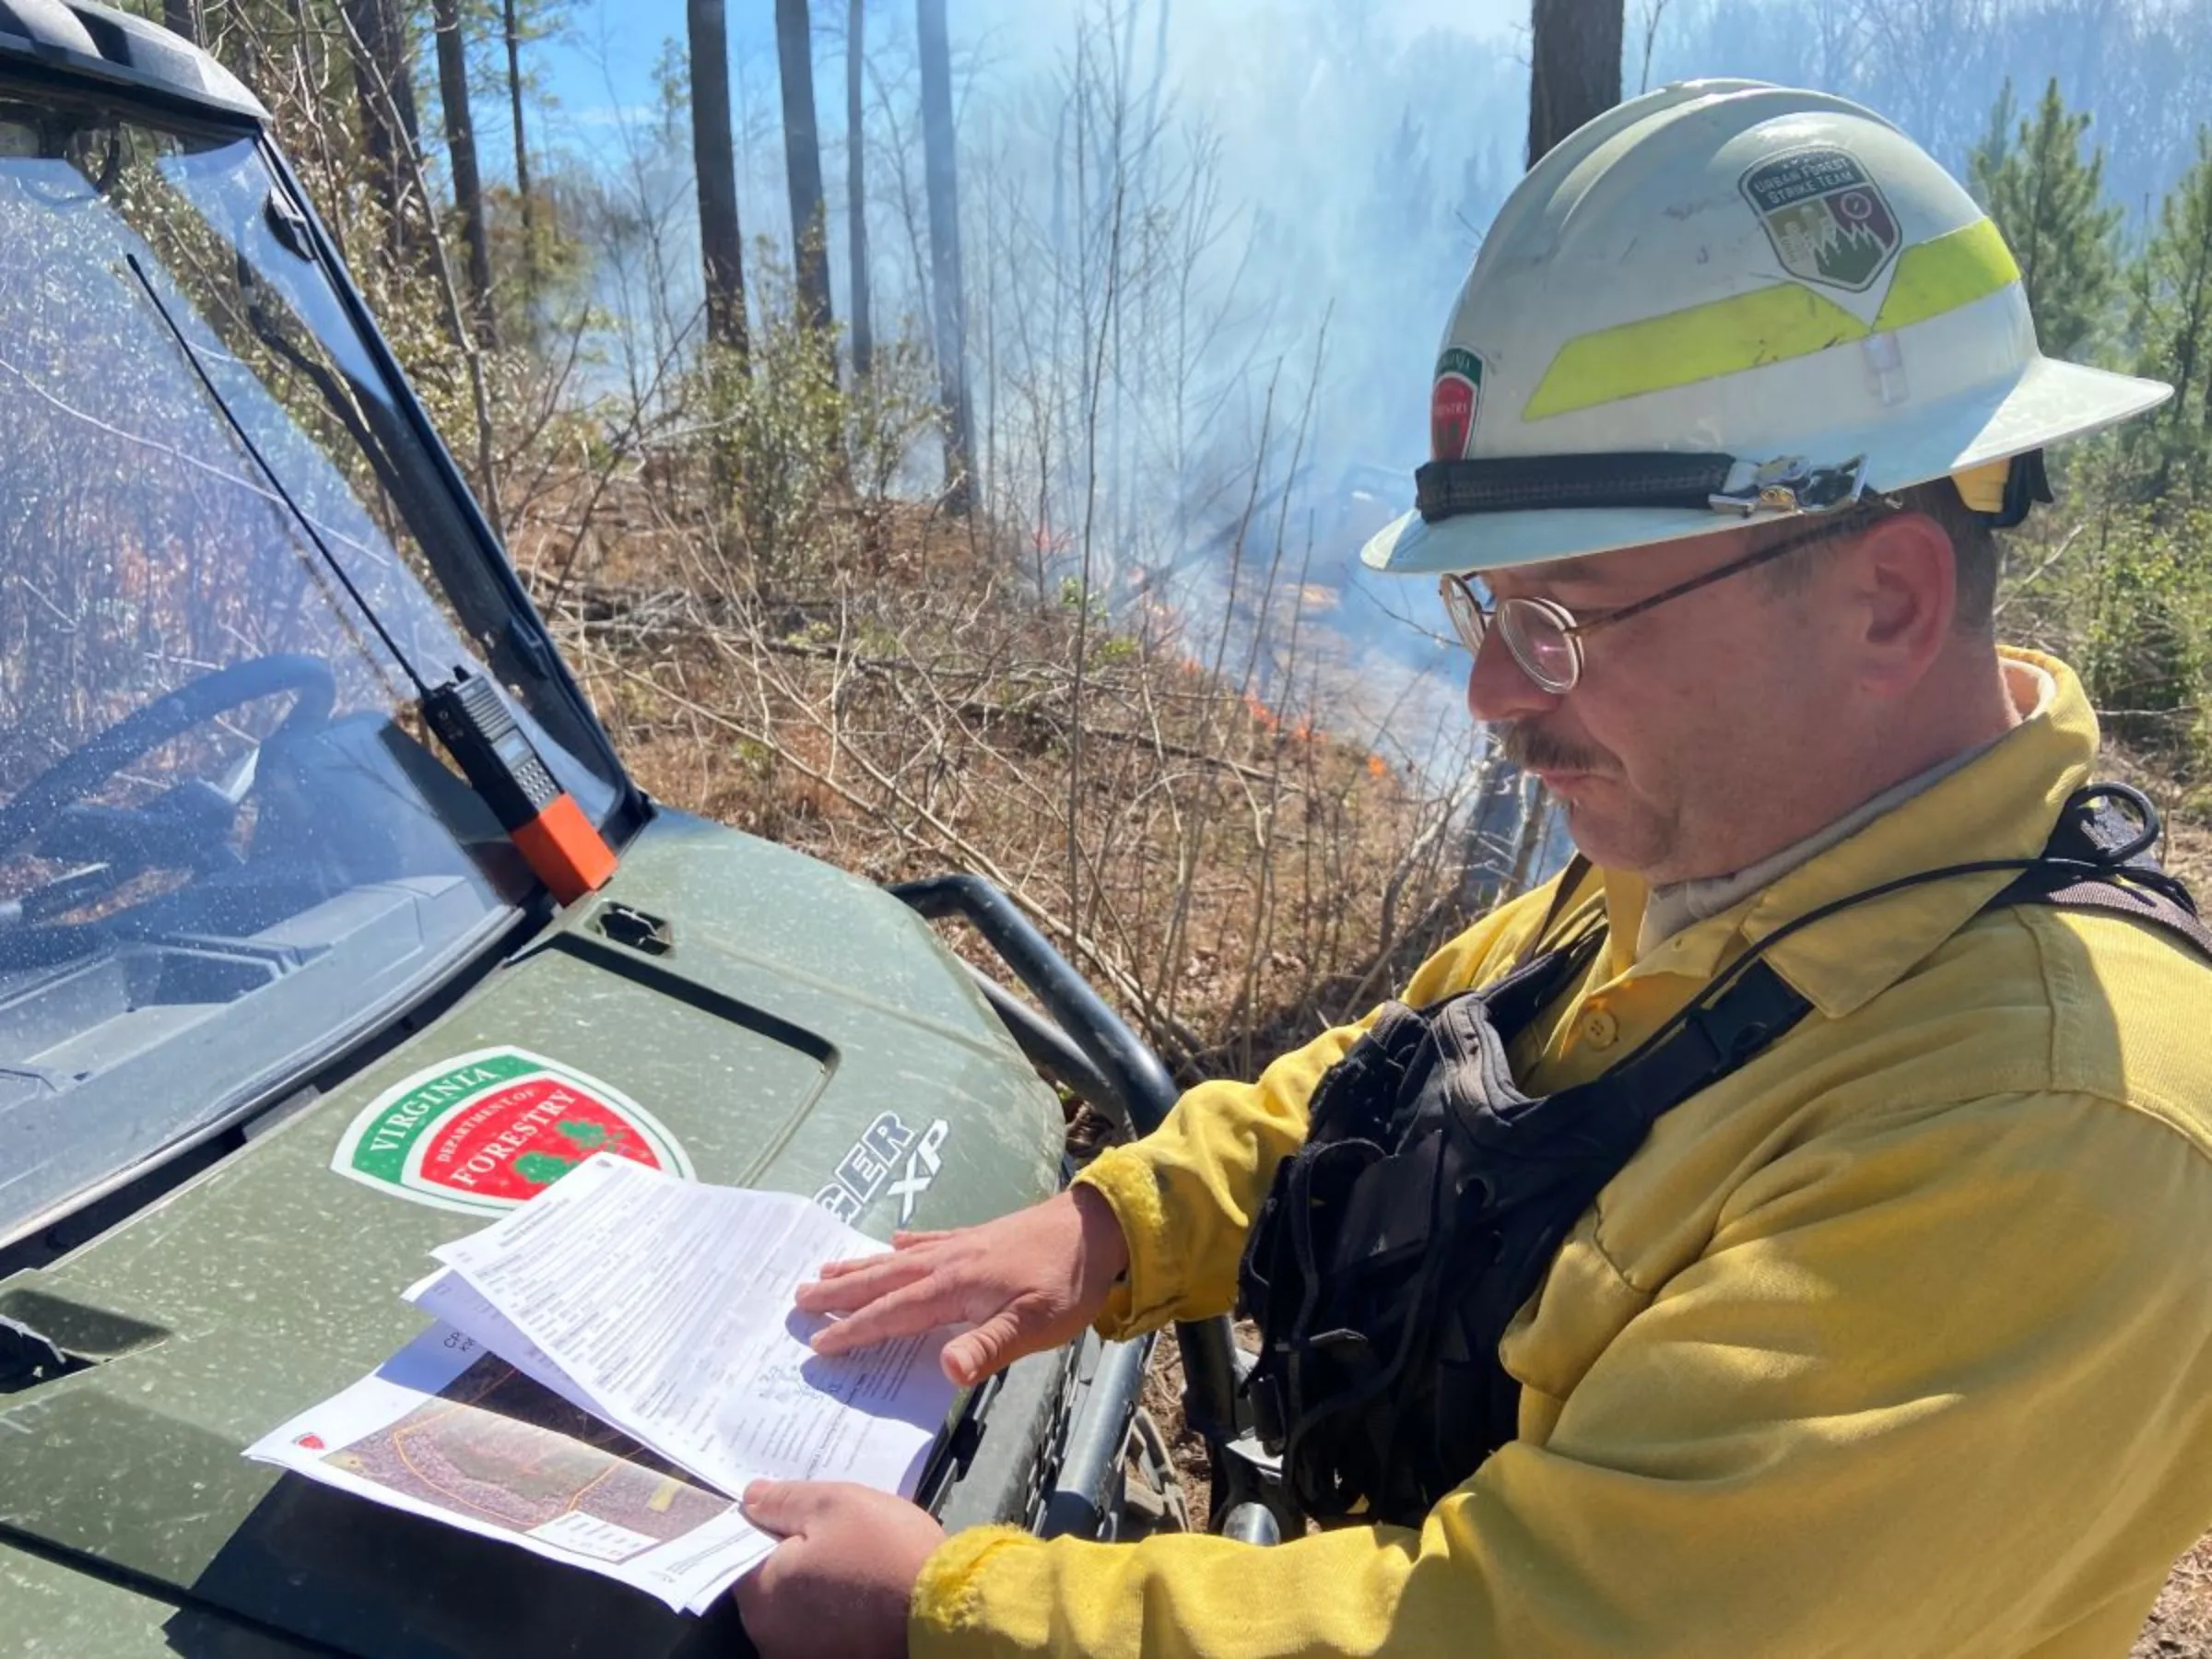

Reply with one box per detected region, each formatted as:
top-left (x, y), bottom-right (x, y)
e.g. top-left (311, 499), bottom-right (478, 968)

top-left (1465, 627), bottom-right (1563, 724)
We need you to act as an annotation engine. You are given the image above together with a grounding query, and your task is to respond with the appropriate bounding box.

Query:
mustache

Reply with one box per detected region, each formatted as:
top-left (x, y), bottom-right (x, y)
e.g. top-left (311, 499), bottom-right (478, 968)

top-left (1497, 722), bottom-right (1614, 776)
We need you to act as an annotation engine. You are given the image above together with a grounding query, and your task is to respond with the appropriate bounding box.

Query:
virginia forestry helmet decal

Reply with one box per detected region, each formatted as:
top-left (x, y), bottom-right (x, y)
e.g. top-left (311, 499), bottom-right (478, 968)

top-left (1740, 146), bottom-right (1902, 292)
top-left (330, 1046), bottom-right (694, 1215)
top-left (1430, 347), bottom-right (1487, 461)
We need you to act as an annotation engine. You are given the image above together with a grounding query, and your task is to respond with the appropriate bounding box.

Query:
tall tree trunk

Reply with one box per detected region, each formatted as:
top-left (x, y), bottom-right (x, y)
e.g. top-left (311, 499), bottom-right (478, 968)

top-left (502, 0), bottom-right (538, 298)
top-left (688, 0), bottom-right (750, 371)
top-left (161, 0), bottom-right (199, 44)
top-left (342, 0), bottom-right (426, 262)
top-left (775, 0), bottom-right (837, 365)
top-left (1511, 0), bottom-right (1620, 896)
top-left (1526, 0), bottom-right (1624, 166)
top-left (846, 0), bottom-right (872, 382)
top-left (433, 0), bottom-right (499, 347)
top-left (917, 0), bottom-right (973, 512)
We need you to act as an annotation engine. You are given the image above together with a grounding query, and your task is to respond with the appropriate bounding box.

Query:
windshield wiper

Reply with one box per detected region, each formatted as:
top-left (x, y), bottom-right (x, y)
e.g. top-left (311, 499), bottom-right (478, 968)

top-left (229, 241), bottom-right (417, 515)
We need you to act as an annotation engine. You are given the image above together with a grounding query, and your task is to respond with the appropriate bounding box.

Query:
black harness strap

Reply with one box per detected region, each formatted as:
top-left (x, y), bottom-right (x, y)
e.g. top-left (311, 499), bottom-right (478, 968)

top-left (1513, 852), bottom-right (1596, 971)
top-left (1996, 782), bottom-right (2212, 960)
top-left (1239, 782), bottom-right (2210, 1527)
top-left (2008, 873), bottom-right (2212, 958)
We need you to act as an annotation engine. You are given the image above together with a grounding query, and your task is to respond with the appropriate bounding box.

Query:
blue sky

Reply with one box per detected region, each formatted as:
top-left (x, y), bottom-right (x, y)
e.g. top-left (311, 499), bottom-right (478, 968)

top-left (526, 1), bottom-right (1529, 167)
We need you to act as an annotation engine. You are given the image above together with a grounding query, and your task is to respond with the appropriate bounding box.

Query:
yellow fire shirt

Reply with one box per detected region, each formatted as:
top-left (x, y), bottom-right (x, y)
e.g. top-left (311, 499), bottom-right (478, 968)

top-left (910, 650), bottom-right (2212, 1659)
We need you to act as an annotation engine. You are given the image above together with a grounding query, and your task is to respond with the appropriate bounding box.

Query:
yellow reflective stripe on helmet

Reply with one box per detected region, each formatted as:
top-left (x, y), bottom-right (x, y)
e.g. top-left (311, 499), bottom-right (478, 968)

top-left (1522, 216), bottom-right (2020, 421)
top-left (1522, 283), bottom-right (1864, 421)
top-left (1872, 217), bottom-right (2020, 333)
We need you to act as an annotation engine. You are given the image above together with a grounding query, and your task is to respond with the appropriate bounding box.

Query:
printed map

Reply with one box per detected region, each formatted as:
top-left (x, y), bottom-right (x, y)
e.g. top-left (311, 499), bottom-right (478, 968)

top-left (323, 1353), bottom-right (733, 1556)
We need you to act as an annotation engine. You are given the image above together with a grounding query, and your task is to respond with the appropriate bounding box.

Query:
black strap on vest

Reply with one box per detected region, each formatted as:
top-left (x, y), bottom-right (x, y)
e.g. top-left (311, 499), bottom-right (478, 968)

top-left (1993, 782), bottom-right (2212, 958)
top-left (1238, 782), bottom-right (2209, 1527)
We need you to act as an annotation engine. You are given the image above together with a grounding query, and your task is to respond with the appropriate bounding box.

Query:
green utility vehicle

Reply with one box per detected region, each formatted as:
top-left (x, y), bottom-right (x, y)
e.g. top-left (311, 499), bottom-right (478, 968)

top-left (0, 6), bottom-right (1258, 1653)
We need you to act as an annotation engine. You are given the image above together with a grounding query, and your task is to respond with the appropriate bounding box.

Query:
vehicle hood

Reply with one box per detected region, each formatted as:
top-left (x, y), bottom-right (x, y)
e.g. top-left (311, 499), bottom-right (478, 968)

top-left (0, 810), bottom-right (1065, 1657)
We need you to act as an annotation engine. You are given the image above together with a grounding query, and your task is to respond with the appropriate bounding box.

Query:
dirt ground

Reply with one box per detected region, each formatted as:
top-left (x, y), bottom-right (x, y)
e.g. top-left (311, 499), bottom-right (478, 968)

top-left (2135, 1538), bottom-right (2212, 1656)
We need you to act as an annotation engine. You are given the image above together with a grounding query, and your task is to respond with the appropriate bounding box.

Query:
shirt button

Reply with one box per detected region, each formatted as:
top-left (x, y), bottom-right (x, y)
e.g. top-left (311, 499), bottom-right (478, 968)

top-left (1582, 1007), bottom-right (1620, 1050)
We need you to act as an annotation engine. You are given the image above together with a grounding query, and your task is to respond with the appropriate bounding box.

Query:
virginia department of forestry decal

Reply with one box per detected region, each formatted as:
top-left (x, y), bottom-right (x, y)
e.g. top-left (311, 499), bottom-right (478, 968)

top-left (329, 1047), bottom-right (694, 1215)
top-left (1430, 347), bottom-right (1487, 461)
top-left (1740, 146), bottom-right (1902, 293)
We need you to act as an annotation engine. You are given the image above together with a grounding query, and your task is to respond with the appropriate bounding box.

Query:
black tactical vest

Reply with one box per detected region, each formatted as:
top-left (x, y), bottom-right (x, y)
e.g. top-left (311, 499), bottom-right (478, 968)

top-left (1237, 784), bottom-right (2212, 1528)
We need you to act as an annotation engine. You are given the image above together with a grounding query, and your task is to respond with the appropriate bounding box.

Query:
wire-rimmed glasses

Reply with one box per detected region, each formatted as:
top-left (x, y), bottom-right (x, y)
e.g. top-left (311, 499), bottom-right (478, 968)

top-left (1439, 512), bottom-right (1874, 694)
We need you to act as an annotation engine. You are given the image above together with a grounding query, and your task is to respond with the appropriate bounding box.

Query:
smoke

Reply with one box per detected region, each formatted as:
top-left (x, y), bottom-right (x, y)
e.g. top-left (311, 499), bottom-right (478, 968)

top-left (538, 0), bottom-right (2212, 779)
top-left (1643, 0), bottom-right (2212, 215)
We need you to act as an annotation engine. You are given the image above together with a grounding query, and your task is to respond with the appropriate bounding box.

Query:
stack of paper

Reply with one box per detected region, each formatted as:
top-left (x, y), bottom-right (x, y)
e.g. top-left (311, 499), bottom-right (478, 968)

top-left (246, 1155), bottom-right (958, 1613)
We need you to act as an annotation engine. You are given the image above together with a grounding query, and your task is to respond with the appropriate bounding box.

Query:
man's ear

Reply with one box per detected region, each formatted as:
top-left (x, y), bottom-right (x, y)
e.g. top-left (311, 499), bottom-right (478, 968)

top-left (1845, 512), bottom-right (1957, 699)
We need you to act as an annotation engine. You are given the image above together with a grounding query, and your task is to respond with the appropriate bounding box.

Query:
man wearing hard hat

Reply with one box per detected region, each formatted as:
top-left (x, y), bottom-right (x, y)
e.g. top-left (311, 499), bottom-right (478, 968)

top-left (738, 81), bottom-right (2212, 1659)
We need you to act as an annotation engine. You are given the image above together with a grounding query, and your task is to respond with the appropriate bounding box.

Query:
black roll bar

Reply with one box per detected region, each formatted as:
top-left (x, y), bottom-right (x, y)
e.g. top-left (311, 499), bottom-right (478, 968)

top-left (889, 873), bottom-right (1253, 1527)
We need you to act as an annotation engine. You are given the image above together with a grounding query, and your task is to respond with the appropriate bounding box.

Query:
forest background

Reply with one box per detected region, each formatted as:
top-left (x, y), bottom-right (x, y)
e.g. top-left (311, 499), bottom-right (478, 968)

top-left (119, 0), bottom-right (2212, 1644)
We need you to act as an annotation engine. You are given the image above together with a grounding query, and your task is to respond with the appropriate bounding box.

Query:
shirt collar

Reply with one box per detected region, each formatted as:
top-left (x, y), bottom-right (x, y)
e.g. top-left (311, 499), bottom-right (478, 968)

top-left (1634, 734), bottom-right (2000, 958)
top-left (1597, 648), bottom-right (2095, 1018)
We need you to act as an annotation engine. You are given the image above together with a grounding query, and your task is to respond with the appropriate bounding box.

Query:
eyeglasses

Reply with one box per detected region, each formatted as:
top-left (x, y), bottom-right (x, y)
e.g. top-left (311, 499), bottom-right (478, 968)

top-left (1438, 511), bottom-right (1875, 694)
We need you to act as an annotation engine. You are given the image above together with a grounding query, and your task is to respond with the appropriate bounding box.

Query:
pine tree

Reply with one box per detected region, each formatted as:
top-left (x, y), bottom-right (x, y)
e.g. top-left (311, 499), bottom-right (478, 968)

top-left (1968, 77), bottom-right (2122, 361)
top-left (1527, 0), bottom-right (1624, 166)
top-left (498, 0), bottom-right (582, 302)
top-left (2125, 127), bottom-right (2212, 497)
top-left (688, 0), bottom-right (749, 371)
top-left (917, 0), bottom-right (972, 512)
top-left (341, 0), bottom-right (427, 264)
top-left (775, 0), bottom-right (837, 364)
top-left (846, 0), bottom-right (872, 384)
top-left (432, 0), bottom-right (498, 347)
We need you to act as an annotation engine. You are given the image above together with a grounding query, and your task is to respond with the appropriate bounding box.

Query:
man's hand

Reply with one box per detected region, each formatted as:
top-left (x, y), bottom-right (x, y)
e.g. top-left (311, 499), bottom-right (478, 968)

top-left (796, 1184), bottom-right (1129, 1385)
top-left (735, 1480), bottom-right (942, 1659)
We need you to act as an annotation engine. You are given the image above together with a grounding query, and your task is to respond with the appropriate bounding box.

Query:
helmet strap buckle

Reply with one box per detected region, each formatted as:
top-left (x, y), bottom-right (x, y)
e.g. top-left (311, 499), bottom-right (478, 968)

top-left (1709, 453), bottom-right (1868, 518)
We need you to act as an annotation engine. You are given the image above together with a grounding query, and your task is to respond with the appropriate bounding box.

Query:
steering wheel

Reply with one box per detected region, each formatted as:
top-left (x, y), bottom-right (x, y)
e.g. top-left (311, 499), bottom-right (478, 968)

top-left (0, 655), bottom-right (336, 869)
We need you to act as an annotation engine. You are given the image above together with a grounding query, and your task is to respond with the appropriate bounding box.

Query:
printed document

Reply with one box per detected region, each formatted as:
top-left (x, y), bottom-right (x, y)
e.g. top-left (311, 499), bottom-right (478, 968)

top-left (423, 1154), bottom-right (953, 1498)
top-left (245, 1156), bottom-right (958, 1613)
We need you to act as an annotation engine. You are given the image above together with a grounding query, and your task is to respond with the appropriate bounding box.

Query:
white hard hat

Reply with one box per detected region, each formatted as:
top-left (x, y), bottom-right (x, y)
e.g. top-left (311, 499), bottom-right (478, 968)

top-left (1362, 80), bottom-right (2172, 577)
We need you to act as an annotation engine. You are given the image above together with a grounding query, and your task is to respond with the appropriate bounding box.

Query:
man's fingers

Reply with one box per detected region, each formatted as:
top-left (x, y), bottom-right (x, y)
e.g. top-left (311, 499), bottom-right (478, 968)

top-left (806, 1253), bottom-right (880, 1282)
top-left (807, 1277), bottom-right (966, 1357)
top-left (794, 1249), bottom-right (936, 1313)
top-left (804, 1230), bottom-right (958, 1295)
top-left (741, 1478), bottom-right (818, 1536)
top-left (810, 1230), bottom-right (953, 1286)
top-left (941, 1307), bottom-right (1034, 1386)
top-left (742, 1479), bottom-right (880, 1535)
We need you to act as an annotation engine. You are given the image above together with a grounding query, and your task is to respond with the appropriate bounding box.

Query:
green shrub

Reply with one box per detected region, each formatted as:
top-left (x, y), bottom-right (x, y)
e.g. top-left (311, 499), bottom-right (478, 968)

top-left (2003, 500), bottom-right (2212, 781)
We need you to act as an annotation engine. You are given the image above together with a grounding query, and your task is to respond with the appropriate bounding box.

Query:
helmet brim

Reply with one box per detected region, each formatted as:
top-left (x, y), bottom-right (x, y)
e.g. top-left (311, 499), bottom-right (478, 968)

top-left (1360, 355), bottom-right (2172, 578)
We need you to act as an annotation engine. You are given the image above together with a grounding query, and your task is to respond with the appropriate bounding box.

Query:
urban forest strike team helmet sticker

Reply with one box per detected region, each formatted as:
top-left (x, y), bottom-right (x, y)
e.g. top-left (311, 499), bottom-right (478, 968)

top-left (1430, 347), bottom-right (1487, 461)
top-left (1740, 147), bottom-right (1902, 293)
top-left (330, 1047), bottom-right (693, 1215)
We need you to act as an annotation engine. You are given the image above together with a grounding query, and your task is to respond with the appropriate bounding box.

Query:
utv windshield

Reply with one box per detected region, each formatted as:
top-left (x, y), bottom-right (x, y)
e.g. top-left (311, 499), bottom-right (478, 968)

top-left (0, 99), bottom-right (623, 1245)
